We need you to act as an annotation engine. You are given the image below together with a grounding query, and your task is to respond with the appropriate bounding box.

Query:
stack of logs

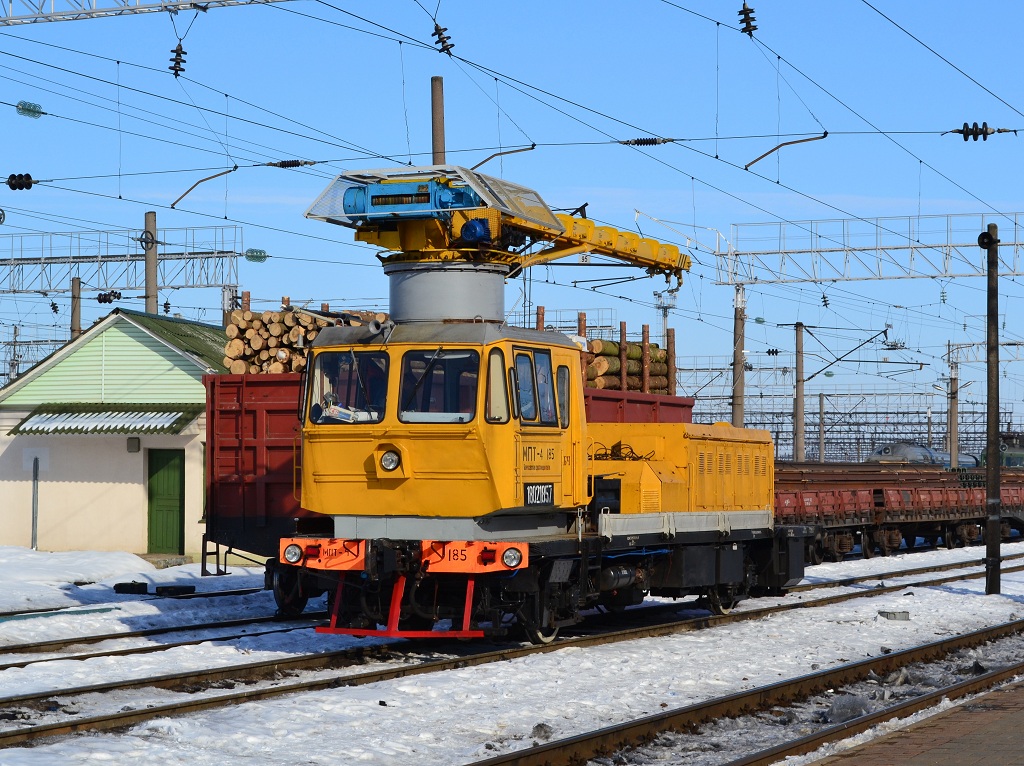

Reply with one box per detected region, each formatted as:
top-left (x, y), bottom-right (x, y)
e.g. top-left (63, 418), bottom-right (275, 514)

top-left (585, 338), bottom-right (670, 394)
top-left (221, 307), bottom-right (385, 375)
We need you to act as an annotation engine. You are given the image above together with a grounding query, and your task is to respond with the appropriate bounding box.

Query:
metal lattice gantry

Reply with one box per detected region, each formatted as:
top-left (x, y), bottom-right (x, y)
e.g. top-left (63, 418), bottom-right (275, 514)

top-left (0, 225), bottom-right (241, 294)
top-left (0, 0), bottom-right (292, 25)
top-left (949, 340), bottom-right (1024, 366)
top-left (716, 212), bottom-right (1024, 285)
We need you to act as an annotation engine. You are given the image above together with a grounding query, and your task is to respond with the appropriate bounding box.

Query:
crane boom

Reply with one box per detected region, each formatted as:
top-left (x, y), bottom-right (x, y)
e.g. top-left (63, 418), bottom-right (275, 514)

top-left (305, 165), bottom-right (690, 286)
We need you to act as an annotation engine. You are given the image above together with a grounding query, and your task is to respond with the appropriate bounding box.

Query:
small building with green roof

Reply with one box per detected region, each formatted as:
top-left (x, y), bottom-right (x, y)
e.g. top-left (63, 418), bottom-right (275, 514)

top-left (0, 308), bottom-right (227, 556)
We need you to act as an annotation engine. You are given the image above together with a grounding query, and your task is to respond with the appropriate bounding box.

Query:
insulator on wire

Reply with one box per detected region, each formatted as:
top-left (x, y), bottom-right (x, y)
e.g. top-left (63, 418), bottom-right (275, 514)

top-left (16, 101), bottom-right (43, 119)
top-left (821, 293), bottom-right (829, 307)
top-left (6, 173), bottom-right (33, 190)
top-left (431, 22), bottom-right (454, 55)
top-left (738, 2), bottom-right (757, 36)
top-left (766, 348), bottom-right (780, 356)
top-left (164, 300), bottom-right (171, 314)
top-left (954, 121), bottom-right (994, 141)
top-left (619, 137), bottom-right (675, 146)
top-left (169, 43), bottom-right (187, 78)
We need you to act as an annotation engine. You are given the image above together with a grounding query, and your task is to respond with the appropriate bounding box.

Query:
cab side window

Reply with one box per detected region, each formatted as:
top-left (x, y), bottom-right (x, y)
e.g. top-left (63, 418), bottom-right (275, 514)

top-left (513, 349), bottom-right (558, 426)
top-left (514, 353), bottom-right (536, 421)
top-left (556, 365), bottom-right (570, 428)
top-left (486, 349), bottom-right (510, 423)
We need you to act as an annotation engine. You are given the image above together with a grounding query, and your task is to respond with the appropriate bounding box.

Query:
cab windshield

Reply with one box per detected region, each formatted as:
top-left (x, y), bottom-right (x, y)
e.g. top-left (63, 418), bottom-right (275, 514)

top-left (308, 350), bottom-right (388, 424)
top-left (399, 348), bottom-right (479, 423)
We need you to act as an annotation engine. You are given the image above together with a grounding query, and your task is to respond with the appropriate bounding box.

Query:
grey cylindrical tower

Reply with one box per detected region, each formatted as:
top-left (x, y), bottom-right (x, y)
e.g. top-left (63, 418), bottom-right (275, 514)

top-left (384, 261), bottom-right (509, 322)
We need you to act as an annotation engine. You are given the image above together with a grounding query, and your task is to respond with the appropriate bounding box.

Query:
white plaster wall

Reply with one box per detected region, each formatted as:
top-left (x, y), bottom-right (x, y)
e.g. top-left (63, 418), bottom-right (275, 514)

top-left (0, 414), bottom-right (207, 556)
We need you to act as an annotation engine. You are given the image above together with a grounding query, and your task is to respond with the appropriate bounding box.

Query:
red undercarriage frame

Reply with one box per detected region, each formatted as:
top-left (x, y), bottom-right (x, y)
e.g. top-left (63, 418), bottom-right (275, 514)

top-left (316, 573), bottom-right (486, 639)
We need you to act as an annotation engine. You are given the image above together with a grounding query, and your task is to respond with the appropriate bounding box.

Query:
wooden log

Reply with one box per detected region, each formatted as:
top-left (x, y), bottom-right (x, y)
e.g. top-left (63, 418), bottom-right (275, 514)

top-left (591, 356), bottom-right (645, 376)
top-left (245, 328), bottom-right (256, 340)
top-left (268, 361), bottom-right (285, 374)
top-left (222, 356), bottom-right (233, 368)
top-left (250, 334), bottom-right (265, 351)
top-left (650, 362), bottom-right (669, 376)
top-left (267, 322), bottom-right (284, 337)
top-left (229, 309), bottom-right (245, 326)
top-left (224, 338), bottom-right (245, 359)
top-left (290, 356), bottom-right (306, 373)
top-left (259, 349), bottom-right (270, 361)
top-left (225, 324), bottom-right (240, 339)
top-left (283, 312), bottom-right (297, 328)
top-left (229, 359), bottom-right (247, 375)
top-left (647, 376), bottom-right (669, 390)
top-left (251, 319), bottom-right (264, 331)
top-left (288, 326), bottom-right (303, 344)
top-left (306, 329), bottom-right (318, 341)
top-left (267, 336), bottom-right (279, 349)
top-left (261, 310), bottom-right (274, 323)
top-left (249, 364), bottom-right (261, 374)
top-left (274, 348), bottom-right (291, 363)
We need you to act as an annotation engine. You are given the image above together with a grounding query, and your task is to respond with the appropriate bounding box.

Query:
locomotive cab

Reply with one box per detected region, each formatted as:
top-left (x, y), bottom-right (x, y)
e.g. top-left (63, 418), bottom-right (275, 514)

top-left (279, 320), bottom-right (592, 639)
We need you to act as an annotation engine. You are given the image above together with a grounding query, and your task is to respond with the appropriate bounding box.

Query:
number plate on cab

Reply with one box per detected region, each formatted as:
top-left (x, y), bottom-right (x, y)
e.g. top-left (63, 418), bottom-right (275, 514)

top-left (421, 540), bottom-right (529, 573)
top-left (524, 482), bottom-right (555, 506)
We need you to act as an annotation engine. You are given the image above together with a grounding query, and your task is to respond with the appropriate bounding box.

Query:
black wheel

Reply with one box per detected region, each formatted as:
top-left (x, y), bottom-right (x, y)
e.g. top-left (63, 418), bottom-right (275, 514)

top-left (807, 540), bottom-right (824, 566)
top-left (272, 566), bottom-right (309, 617)
top-left (708, 588), bottom-right (738, 616)
top-left (861, 532), bottom-right (875, 559)
top-left (877, 533), bottom-right (892, 557)
top-left (522, 623), bottom-right (560, 645)
top-left (517, 593), bottom-right (560, 645)
top-left (944, 527), bottom-right (956, 549)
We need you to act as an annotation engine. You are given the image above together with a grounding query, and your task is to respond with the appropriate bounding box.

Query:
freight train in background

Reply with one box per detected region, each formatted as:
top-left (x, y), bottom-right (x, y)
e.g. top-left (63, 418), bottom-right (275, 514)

top-left (202, 165), bottom-right (1024, 642)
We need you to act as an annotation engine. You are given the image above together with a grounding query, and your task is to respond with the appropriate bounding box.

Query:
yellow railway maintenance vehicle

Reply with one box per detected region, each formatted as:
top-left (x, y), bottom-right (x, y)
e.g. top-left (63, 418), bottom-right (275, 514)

top-left (270, 166), bottom-right (807, 642)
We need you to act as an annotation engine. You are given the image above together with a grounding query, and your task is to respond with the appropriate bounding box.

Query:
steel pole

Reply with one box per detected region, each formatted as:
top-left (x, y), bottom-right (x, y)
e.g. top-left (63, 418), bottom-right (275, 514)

top-left (983, 223), bottom-right (1001, 594)
top-left (819, 392), bottom-right (825, 462)
top-left (71, 277), bottom-right (82, 339)
top-left (793, 322), bottom-right (805, 462)
top-left (144, 211), bottom-right (158, 314)
top-left (431, 76), bottom-right (446, 165)
top-left (31, 456), bottom-right (39, 550)
top-left (732, 285), bottom-right (745, 428)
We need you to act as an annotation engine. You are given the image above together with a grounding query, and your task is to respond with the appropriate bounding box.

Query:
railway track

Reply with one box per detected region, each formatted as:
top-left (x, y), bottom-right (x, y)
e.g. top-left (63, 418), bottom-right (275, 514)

top-left (0, 553), bottom-right (1004, 671)
top-left (2, 561), bottom-right (1019, 748)
top-left (0, 586), bottom-right (263, 622)
top-left (0, 612), bottom-right (327, 659)
top-left (465, 620), bottom-right (1024, 766)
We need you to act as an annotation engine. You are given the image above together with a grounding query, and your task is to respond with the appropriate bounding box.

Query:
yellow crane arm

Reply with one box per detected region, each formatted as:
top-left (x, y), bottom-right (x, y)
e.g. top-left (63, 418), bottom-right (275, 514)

top-left (519, 213), bottom-right (691, 284)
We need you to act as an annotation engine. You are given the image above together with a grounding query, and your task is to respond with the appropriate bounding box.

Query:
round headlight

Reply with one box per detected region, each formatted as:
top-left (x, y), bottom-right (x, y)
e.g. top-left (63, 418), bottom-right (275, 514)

top-left (283, 544), bottom-right (303, 564)
top-left (501, 547), bottom-right (523, 568)
top-left (380, 450), bottom-right (401, 472)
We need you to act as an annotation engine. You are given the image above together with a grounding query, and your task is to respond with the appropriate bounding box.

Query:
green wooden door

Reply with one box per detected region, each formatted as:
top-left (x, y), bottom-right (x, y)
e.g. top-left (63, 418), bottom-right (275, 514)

top-left (148, 449), bottom-right (185, 554)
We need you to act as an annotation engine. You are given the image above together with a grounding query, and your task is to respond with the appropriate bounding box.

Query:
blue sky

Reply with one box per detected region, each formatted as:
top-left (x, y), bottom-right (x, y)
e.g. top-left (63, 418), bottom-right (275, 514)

top-left (2, 0), bottom-right (1023, 416)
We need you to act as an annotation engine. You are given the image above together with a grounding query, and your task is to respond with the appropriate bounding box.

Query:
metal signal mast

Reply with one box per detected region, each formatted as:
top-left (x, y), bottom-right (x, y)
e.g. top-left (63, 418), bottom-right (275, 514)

top-left (0, 0), bottom-right (293, 25)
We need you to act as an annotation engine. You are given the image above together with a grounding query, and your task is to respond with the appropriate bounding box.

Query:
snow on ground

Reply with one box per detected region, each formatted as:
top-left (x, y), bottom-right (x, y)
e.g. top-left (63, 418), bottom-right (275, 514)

top-left (1, 543), bottom-right (1023, 765)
